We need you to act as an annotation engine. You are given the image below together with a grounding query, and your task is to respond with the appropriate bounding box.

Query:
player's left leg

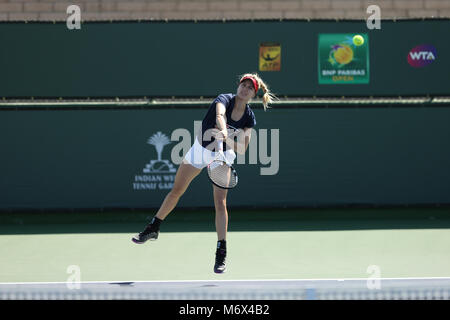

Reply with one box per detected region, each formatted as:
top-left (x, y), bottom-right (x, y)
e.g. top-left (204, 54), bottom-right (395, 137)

top-left (132, 162), bottom-right (202, 244)
top-left (213, 185), bottom-right (228, 273)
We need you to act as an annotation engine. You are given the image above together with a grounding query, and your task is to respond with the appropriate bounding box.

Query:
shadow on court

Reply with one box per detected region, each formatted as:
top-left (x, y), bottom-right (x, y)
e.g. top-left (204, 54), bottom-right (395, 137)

top-left (0, 207), bottom-right (450, 235)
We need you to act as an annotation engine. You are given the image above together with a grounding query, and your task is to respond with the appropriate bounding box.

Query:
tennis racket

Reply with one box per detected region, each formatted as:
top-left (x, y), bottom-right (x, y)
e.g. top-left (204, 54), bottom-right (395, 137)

top-left (207, 125), bottom-right (239, 189)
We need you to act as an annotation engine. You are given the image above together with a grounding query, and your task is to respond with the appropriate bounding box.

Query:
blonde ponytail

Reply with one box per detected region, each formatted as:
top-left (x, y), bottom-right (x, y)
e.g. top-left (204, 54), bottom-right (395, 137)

top-left (239, 73), bottom-right (277, 111)
top-left (258, 80), bottom-right (277, 111)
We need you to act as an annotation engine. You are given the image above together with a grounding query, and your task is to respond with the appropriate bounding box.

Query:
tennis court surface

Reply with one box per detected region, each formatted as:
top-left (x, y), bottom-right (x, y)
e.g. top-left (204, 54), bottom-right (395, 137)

top-left (0, 208), bottom-right (449, 300)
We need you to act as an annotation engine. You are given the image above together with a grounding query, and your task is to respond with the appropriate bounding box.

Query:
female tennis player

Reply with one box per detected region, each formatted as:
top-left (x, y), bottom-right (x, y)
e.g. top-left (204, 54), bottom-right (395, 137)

top-left (132, 73), bottom-right (276, 274)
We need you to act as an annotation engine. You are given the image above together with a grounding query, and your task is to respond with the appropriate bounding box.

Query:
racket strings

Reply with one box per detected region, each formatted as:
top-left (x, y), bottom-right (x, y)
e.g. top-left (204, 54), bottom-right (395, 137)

top-left (207, 160), bottom-right (237, 188)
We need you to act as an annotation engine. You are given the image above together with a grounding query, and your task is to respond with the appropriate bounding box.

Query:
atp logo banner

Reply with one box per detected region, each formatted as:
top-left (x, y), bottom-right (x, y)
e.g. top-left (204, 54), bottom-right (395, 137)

top-left (407, 44), bottom-right (437, 68)
top-left (259, 42), bottom-right (281, 72)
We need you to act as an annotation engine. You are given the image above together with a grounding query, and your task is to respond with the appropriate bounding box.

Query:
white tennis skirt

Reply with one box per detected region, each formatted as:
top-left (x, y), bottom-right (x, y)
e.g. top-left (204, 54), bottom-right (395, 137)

top-left (183, 137), bottom-right (236, 169)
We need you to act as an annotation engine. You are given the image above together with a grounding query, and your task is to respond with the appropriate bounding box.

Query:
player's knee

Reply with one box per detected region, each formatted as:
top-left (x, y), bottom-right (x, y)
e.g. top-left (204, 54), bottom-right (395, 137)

top-left (214, 197), bottom-right (227, 210)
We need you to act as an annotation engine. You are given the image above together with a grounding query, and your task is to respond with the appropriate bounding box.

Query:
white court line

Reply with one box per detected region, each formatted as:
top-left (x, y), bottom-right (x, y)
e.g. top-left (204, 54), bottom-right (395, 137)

top-left (1, 276), bottom-right (450, 286)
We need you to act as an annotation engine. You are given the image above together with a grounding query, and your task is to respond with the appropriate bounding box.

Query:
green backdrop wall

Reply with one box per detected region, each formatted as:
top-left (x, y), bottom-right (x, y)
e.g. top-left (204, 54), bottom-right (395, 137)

top-left (0, 19), bottom-right (449, 98)
top-left (1, 105), bottom-right (450, 210)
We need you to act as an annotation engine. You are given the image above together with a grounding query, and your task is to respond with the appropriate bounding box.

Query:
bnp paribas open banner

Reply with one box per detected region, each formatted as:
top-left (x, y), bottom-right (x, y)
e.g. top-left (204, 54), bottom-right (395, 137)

top-left (318, 33), bottom-right (370, 84)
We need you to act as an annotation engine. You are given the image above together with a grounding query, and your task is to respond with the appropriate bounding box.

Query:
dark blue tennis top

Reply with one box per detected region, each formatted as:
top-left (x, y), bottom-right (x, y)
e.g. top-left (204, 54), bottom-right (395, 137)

top-left (200, 93), bottom-right (257, 150)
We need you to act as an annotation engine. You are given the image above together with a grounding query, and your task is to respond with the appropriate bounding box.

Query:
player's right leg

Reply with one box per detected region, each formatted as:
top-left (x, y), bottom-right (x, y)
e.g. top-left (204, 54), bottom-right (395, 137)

top-left (213, 185), bottom-right (228, 273)
top-left (132, 161), bottom-right (202, 244)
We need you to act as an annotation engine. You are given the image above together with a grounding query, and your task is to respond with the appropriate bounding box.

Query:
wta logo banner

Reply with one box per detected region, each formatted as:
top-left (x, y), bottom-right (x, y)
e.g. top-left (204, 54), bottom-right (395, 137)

top-left (407, 44), bottom-right (437, 68)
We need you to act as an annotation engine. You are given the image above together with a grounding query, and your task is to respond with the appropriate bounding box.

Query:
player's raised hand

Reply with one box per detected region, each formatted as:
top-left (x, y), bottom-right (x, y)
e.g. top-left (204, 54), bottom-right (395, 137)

top-left (211, 127), bottom-right (228, 140)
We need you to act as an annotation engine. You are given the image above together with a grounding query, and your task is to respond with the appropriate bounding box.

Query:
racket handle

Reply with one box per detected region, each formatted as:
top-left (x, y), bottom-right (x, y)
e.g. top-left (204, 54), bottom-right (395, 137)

top-left (217, 137), bottom-right (224, 152)
top-left (217, 127), bottom-right (228, 153)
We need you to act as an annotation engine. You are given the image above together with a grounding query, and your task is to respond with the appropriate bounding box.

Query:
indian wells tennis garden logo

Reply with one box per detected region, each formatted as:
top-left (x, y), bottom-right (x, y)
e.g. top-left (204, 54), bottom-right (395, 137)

top-left (133, 132), bottom-right (176, 190)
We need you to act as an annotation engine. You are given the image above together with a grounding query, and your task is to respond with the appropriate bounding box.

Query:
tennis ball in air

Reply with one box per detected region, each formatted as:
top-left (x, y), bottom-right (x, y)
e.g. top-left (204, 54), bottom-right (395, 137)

top-left (353, 35), bottom-right (364, 46)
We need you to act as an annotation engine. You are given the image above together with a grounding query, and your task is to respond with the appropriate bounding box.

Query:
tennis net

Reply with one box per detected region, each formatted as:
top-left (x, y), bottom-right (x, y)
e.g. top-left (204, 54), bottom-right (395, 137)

top-left (1, 278), bottom-right (449, 300)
